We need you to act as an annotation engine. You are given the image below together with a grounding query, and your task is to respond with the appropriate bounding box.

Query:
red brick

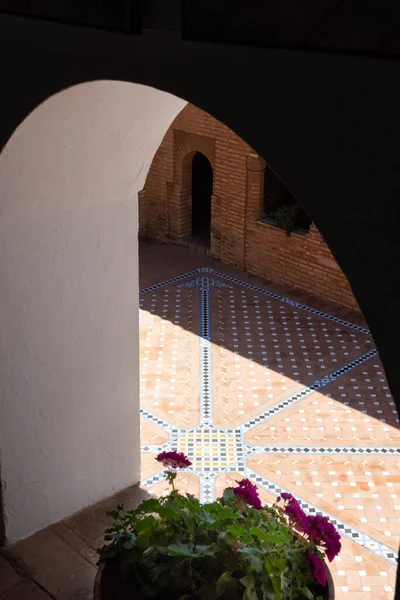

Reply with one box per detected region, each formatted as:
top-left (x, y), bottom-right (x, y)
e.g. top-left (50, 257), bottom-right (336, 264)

top-left (140, 103), bottom-right (359, 311)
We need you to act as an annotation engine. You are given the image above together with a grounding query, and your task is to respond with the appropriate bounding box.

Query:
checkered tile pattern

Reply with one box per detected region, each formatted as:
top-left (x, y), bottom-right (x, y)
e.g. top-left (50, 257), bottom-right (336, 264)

top-left (139, 266), bottom-right (400, 584)
top-left (176, 423), bottom-right (246, 478)
top-left (247, 469), bottom-right (398, 565)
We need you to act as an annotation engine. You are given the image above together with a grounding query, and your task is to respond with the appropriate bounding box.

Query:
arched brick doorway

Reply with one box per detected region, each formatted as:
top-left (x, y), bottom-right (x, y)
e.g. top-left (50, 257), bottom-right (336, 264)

top-left (191, 151), bottom-right (213, 247)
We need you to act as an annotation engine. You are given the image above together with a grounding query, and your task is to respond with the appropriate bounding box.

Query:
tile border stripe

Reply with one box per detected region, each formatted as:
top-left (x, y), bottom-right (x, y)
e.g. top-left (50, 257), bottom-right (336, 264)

top-left (246, 445), bottom-right (400, 456)
top-left (139, 266), bottom-right (370, 335)
top-left (200, 286), bottom-right (212, 423)
top-left (200, 479), bottom-right (215, 504)
top-left (309, 349), bottom-right (378, 390)
top-left (243, 349), bottom-right (378, 430)
top-left (139, 268), bottom-right (203, 295)
top-left (140, 408), bottom-right (172, 430)
top-left (141, 444), bottom-right (168, 453)
top-left (247, 469), bottom-right (398, 566)
top-left (202, 267), bottom-right (371, 335)
top-left (141, 471), bottom-right (166, 488)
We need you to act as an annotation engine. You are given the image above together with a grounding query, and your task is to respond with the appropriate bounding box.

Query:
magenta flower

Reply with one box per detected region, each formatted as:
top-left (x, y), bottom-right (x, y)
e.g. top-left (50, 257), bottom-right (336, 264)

top-left (280, 495), bottom-right (341, 561)
top-left (280, 492), bottom-right (294, 502)
top-left (156, 451), bottom-right (192, 469)
top-left (306, 515), bottom-right (341, 562)
top-left (233, 478), bottom-right (262, 510)
top-left (307, 552), bottom-right (327, 587)
top-left (280, 493), bottom-right (309, 532)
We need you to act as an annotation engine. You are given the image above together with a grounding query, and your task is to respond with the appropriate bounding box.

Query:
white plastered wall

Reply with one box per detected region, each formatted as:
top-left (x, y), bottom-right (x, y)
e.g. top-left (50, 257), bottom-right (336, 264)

top-left (0, 81), bottom-right (186, 543)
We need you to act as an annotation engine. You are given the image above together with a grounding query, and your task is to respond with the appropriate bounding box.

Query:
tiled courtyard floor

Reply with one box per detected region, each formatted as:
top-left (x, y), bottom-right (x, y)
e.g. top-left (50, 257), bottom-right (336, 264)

top-left (1, 242), bottom-right (399, 600)
top-left (139, 242), bottom-right (400, 599)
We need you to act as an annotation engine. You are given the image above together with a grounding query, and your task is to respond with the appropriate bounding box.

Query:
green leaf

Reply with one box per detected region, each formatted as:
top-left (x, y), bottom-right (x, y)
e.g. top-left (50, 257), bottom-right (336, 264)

top-left (122, 532), bottom-right (136, 550)
top-left (214, 505), bottom-right (240, 520)
top-left (136, 498), bottom-right (164, 514)
top-left (227, 523), bottom-right (246, 538)
top-left (260, 574), bottom-right (277, 600)
top-left (239, 547), bottom-right (264, 573)
top-left (184, 493), bottom-right (201, 509)
top-left (163, 542), bottom-right (215, 558)
top-left (198, 509), bottom-right (216, 524)
top-left (216, 571), bottom-right (235, 598)
top-left (135, 515), bottom-right (156, 531)
top-left (250, 526), bottom-right (291, 545)
top-left (217, 531), bottom-right (236, 546)
top-left (264, 558), bottom-right (282, 600)
top-left (240, 575), bottom-right (259, 600)
top-left (165, 542), bottom-right (195, 556)
top-left (296, 584), bottom-right (315, 599)
top-left (280, 569), bottom-right (292, 598)
top-left (272, 557), bottom-right (287, 571)
top-left (193, 544), bottom-right (215, 557)
top-left (157, 504), bottom-right (176, 519)
top-left (106, 510), bottom-right (120, 520)
top-left (136, 524), bottom-right (156, 549)
top-left (223, 488), bottom-right (235, 500)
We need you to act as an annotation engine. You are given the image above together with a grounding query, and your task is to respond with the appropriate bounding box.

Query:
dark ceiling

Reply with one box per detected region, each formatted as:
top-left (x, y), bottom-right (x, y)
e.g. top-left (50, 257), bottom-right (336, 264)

top-left (1, 0), bottom-right (400, 56)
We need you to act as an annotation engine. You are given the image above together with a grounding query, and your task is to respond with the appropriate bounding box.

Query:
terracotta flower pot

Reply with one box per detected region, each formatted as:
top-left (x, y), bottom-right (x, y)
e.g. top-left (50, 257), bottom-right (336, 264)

top-left (94, 557), bottom-right (335, 600)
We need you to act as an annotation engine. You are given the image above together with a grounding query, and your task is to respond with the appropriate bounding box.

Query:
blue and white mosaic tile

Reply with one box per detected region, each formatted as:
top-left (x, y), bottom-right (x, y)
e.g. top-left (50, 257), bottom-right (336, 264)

top-left (139, 267), bottom-right (398, 566)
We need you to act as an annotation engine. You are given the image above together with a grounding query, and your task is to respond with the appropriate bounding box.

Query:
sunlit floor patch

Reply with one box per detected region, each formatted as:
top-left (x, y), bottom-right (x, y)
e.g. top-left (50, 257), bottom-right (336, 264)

top-left (139, 265), bottom-right (399, 595)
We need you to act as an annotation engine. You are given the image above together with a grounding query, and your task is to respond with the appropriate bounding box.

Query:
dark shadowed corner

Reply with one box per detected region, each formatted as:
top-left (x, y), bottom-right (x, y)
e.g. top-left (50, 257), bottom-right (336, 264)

top-left (0, 472), bottom-right (6, 547)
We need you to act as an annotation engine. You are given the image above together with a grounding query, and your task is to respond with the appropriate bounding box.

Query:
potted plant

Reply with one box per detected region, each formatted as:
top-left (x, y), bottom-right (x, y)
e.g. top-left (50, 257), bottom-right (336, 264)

top-left (269, 203), bottom-right (300, 236)
top-left (95, 451), bottom-right (339, 599)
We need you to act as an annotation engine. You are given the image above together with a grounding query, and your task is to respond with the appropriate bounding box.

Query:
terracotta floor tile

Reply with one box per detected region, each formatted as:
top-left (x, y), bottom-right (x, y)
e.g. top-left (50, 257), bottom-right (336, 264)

top-left (1, 581), bottom-right (52, 600)
top-left (140, 418), bottom-right (170, 446)
top-left (141, 453), bottom-right (164, 480)
top-left (139, 286), bottom-right (201, 428)
top-left (329, 538), bottom-right (397, 598)
top-left (138, 244), bottom-right (400, 595)
top-left (245, 386), bottom-right (400, 447)
top-left (150, 472), bottom-right (200, 499)
top-left (0, 555), bottom-right (21, 594)
top-left (247, 453), bottom-right (400, 551)
top-left (5, 528), bottom-right (96, 600)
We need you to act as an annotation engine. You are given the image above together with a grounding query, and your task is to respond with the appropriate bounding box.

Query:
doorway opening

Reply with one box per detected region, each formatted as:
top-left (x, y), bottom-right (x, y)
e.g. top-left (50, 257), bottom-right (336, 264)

top-left (191, 151), bottom-right (213, 248)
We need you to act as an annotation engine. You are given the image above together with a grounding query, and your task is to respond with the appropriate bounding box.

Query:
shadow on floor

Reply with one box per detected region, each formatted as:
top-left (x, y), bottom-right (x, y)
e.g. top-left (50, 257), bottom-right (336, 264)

top-left (139, 241), bottom-right (399, 429)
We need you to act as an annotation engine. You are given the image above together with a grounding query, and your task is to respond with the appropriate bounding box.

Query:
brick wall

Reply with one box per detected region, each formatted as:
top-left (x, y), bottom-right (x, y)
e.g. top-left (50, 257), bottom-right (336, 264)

top-left (140, 104), bottom-right (359, 311)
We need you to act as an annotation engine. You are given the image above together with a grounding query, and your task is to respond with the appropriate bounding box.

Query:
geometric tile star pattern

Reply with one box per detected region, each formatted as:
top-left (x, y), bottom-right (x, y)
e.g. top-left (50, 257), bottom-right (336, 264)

top-left (139, 264), bottom-right (400, 597)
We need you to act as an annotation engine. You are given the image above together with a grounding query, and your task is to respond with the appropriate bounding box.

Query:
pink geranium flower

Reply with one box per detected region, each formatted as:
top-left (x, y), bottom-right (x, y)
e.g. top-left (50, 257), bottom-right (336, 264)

top-left (280, 495), bottom-right (341, 562)
top-left (305, 515), bottom-right (342, 562)
top-left (280, 492), bottom-right (294, 502)
top-left (233, 478), bottom-right (262, 510)
top-left (156, 451), bottom-right (192, 469)
top-left (280, 493), bottom-right (309, 532)
top-left (308, 552), bottom-right (327, 587)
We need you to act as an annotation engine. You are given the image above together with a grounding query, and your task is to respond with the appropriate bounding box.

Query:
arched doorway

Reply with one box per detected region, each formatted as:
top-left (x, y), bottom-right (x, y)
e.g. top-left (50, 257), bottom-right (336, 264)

top-left (191, 151), bottom-right (213, 247)
top-left (2, 21), bottom-right (400, 596)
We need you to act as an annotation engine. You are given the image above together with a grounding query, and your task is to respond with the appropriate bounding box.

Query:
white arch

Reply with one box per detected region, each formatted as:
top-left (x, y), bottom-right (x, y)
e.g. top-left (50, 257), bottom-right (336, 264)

top-left (0, 81), bottom-right (186, 543)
